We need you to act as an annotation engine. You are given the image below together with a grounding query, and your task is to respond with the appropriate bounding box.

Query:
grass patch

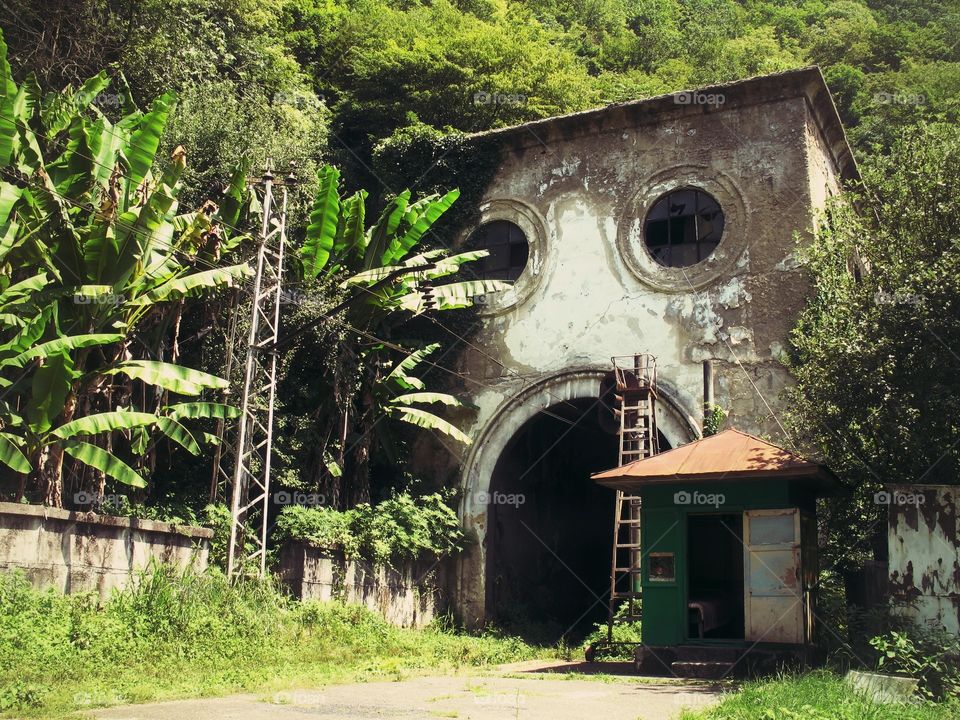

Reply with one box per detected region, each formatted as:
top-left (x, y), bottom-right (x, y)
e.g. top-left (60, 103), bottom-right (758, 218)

top-left (0, 566), bottom-right (549, 718)
top-left (679, 670), bottom-right (960, 720)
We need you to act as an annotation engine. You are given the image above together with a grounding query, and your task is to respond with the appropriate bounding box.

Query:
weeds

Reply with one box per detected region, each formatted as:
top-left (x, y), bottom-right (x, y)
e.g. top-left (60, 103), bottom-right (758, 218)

top-left (0, 566), bottom-right (544, 718)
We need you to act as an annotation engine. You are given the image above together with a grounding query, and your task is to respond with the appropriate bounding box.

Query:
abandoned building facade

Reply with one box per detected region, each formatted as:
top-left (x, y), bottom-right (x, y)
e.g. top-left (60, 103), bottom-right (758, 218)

top-left (442, 67), bottom-right (858, 633)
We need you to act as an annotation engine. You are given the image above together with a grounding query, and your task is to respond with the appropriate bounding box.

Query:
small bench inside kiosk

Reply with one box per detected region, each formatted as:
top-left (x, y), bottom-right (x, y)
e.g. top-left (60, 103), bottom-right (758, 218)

top-left (591, 429), bottom-right (842, 678)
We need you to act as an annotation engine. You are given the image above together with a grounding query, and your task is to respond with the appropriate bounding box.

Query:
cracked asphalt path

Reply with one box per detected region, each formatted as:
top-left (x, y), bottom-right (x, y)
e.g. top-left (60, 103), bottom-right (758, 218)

top-left (88, 661), bottom-right (722, 720)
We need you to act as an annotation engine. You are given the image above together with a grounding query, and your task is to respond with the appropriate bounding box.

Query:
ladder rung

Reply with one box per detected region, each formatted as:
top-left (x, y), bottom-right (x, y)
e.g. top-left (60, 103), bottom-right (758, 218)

top-left (615, 543), bottom-right (641, 549)
top-left (612, 591), bottom-right (643, 599)
top-left (614, 567), bottom-right (643, 573)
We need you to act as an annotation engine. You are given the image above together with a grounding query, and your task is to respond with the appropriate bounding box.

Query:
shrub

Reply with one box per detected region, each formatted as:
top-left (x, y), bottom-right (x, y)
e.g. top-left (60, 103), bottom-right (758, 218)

top-left (871, 627), bottom-right (960, 699)
top-left (272, 492), bottom-right (463, 565)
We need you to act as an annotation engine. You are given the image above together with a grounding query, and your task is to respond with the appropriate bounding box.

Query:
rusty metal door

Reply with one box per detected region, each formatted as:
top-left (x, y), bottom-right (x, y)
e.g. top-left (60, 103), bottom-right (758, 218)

top-left (743, 509), bottom-right (803, 644)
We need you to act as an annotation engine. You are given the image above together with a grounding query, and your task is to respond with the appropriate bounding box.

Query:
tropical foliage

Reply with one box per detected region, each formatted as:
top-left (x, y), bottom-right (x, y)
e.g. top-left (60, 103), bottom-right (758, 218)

top-left (276, 165), bottom-right (506, 508)
top-left (0, 30), bottom-right (246, 505)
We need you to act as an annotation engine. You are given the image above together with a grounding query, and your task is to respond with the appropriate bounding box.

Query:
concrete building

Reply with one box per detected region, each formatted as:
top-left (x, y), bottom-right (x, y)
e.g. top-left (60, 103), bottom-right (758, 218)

top-left (440, 67), bottom-right (857, 633)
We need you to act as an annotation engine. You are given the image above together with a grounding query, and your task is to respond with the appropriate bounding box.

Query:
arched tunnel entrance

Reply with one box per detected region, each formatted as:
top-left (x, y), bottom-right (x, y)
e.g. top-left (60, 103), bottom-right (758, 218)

top-left (484, 396), bottom-right (670, 644)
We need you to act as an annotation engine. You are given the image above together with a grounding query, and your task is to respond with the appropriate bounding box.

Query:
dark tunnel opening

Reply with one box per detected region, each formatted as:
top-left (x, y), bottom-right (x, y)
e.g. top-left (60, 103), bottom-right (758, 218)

top-left (484, 397), bottom-right (670, 644)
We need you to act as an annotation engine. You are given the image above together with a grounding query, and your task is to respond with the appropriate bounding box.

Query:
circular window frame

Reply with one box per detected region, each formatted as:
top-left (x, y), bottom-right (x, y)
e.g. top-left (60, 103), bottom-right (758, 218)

top-left (459, 198), bottom-right (548, 316)
top-left (617, 167), bottom-right (750, 292)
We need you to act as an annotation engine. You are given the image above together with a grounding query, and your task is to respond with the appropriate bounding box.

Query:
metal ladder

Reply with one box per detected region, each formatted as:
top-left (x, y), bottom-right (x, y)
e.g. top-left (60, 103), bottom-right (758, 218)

top-left (592, 355), bottom-right (659, 654)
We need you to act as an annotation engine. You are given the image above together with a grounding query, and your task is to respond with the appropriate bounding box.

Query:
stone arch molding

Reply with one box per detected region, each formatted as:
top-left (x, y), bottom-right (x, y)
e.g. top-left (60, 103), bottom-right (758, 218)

top-left (458, 197), bottom-right (550, 315)
top-left (616, 163), bottom-right (752, 292)
top-left (455, 366), bottom-right (698, 625)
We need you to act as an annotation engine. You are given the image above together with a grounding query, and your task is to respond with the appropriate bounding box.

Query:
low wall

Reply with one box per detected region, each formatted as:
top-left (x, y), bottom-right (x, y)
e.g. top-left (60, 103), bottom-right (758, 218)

top-left (277, 542), bottom-right (441, 628)
top-left (0, 502), bottom-right (212, 598)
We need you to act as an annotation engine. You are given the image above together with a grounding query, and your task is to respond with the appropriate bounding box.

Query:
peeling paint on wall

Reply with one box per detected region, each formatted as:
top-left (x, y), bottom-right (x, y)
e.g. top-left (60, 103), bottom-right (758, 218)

top-left (888, 484), bottom-right (960, 634)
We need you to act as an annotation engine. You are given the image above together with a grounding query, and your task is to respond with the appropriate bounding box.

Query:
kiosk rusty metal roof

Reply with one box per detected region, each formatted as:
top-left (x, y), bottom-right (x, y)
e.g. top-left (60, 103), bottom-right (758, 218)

top-left (591, 428), bottom-right (840, 490)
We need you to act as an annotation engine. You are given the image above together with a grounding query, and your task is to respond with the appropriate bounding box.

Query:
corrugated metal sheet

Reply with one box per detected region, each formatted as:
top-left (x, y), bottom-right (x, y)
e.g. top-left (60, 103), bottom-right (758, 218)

top-left (888, 484), bottom-right (960, 634)
top-left (592, 429), bottom-right (834, 487)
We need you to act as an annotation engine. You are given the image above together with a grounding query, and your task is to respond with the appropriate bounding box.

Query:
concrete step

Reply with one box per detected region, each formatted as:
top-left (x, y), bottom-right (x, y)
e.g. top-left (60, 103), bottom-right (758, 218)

top-left (671, 661), bottom-right (734, 679)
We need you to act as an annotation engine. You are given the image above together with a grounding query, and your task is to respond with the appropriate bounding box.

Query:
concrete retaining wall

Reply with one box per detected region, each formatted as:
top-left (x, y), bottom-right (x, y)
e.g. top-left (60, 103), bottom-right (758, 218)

top-left (0, 501), bottom-right (212, 598)
top-left (277, 542), bottom-right (440, 628)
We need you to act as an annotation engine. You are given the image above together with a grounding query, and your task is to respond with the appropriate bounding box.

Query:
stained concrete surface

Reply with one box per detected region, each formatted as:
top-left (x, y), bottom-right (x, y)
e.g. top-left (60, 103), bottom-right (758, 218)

top-left (88, 662), bottom-right (722, 720)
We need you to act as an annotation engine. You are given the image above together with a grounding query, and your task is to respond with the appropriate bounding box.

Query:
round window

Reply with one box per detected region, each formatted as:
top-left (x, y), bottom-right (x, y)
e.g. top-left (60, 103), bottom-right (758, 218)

top-left (643, 187), bottom-right (724, 268)
top-left (467, 220), bottom-right (529, 282)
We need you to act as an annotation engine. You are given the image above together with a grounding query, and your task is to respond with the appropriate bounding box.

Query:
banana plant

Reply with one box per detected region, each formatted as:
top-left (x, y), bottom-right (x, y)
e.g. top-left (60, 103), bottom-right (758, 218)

top-left (0, 29), bottom-right (250, 505)
top-left (291, 165), bottom-right (508, 507)
top-left (379, 343), bottom-right (470, 446)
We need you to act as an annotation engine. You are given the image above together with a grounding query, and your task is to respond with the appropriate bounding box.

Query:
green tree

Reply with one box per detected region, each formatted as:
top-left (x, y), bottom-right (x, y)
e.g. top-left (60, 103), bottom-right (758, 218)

top-left (786, 123), bottom-right (960, 570)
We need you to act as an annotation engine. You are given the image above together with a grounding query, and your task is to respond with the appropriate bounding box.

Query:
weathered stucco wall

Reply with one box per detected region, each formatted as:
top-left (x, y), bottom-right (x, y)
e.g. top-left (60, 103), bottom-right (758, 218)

top-left (448, 68), bottom-right (855, 626)
top-left (0, 502), bottom-right (211, 598)
top-left (887, 484), bottom-right (960, 634)
top-left (277, 542), bottom-right (440, 628)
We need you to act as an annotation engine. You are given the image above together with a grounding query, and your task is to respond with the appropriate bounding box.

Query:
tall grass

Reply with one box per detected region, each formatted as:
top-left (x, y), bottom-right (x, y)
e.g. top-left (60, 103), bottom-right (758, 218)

top-left (0, 566), bottom-right (544, 718)
top-left (679, 671), bottom-right (960, 720)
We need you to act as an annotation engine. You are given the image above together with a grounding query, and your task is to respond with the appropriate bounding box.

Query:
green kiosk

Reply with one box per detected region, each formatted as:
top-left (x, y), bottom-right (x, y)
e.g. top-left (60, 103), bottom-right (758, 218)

top-left (591, 428), bottom-right (842, 677)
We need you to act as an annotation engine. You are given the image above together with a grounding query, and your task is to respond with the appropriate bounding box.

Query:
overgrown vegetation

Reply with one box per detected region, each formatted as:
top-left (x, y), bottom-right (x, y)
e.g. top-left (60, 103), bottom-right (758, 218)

top-left (679, 671), bottom-right (960, 720)
top-left (786, 123), bottom-right (960, 571)
top-left (0, 566), bottom-right (543, 717)
top-left (273, 491), bottom-right (464, 564)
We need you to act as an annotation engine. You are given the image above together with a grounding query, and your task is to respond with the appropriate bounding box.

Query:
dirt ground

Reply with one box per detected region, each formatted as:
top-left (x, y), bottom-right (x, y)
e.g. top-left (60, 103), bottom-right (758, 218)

top-left (88, 661), bottom-right (723, 720)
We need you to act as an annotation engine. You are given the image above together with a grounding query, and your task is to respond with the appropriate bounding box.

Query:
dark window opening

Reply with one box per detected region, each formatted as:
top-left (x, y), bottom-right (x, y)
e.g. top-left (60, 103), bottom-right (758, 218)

top-left (687, 513), bottom-right (745, 640)
top-left (468, 220), bottom-right (529, 281)
top-left (644, 188), bottom-right (724, 268)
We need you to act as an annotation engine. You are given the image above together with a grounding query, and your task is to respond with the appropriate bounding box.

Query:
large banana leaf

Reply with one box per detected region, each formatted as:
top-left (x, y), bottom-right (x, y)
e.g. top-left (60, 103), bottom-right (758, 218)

top-left (0, 29), bottom-right (18, 167)
top-left (155, 417), bottom-right (200, 455)
top-left (122, 91), bottom-right (174, 191)
top-left (334, 189), bottom-right (368, 268)
top-left (1, 334), bottom-right (123, 369)
top-left (25, 351), bottom-right (74, 434)
top-left (103, 361), bottom-right (228, 395)
top-left (0, 431), bottom-right (30, 473)
top-left (364, 191), bottom-right (410, 270)
top-left (385, 343), bottom-right (440, 390)
top-left (382, 189), bottom-right (459, 266)
top-left (137, 264), bottom-right (251, 303)
top-left (164, 402), bottom-right (240, 420)
top-left (61, 440), bottom-right (147, 488)
top-left (50, 411), bottom-right (159, 440)
top-left (301, 165), bottom-right (341, 278)
top-left (215, 159), bottom-right (250, 229)
top-left (389, 406), bottom-right (471, 445)
top-left (399, 280), bottom-right (511, 312)
top-left (390, 391), bottom-right (461, 407)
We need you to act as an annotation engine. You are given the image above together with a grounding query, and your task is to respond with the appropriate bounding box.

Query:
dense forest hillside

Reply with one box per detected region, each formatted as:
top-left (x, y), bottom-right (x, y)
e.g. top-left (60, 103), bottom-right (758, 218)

top-left (3, 0), bottom-right (957, 198)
